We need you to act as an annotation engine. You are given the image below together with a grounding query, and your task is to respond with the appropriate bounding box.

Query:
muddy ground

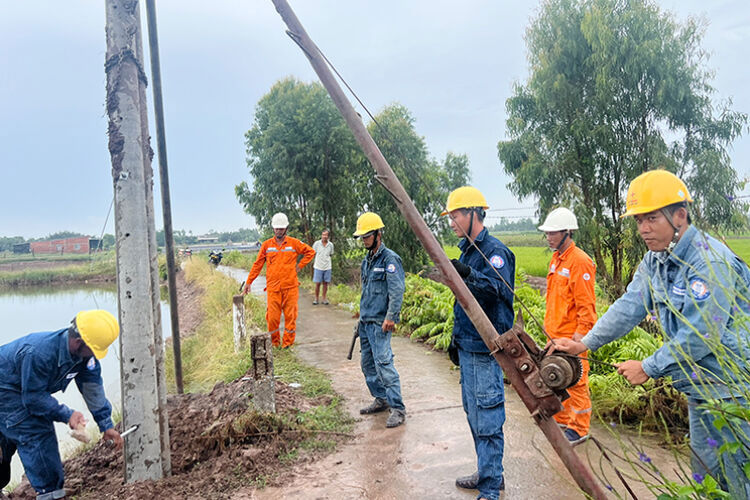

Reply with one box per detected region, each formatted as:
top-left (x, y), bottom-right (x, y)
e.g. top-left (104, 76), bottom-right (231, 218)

top-left (9, 379), bottom-right (337, 499)
top-left (8, 271), bottom-right (345, 499)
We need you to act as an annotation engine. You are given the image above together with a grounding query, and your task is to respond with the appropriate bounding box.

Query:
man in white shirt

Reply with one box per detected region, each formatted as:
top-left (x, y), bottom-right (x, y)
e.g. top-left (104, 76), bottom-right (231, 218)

top-left (312, 229), bottom-right (334, 305)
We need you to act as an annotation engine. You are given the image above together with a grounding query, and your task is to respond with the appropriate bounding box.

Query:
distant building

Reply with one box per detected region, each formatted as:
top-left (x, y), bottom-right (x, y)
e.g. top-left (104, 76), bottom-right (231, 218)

top-left (196, 235), bottom-right (219, 243)
top-left (29, 237), bottom-right (101, 255)
top-left (12, 243), bottom-right (30, 254)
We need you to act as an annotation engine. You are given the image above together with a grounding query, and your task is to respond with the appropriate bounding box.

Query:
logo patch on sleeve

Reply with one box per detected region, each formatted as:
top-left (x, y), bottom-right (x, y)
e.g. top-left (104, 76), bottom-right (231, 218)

top-left (490, 255), bottom-right (504, 269)
top-left (386, 263), bottom-right (397, 273)
top-left (690, 279), bottom-right (710, 301)
top-left (87, 357), bottom-right (96, 370)
top-left (582, 273), bottom-right (591, 281)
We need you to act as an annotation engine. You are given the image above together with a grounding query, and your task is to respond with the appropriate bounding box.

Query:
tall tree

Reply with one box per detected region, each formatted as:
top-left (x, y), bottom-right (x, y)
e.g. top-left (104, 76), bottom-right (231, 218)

top-left (236, 77), bottom-right (364, 245)
top-left (497, 0), bottom-right (747, 296)
top-left (237, 79), bottom-right (470, 271)
top-left (362, 105), bottom-right (471, 270)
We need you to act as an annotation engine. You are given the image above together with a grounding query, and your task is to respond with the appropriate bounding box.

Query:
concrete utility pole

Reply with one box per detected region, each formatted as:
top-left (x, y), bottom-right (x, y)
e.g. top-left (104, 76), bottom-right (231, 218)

top-left (105, 0), bottom-right (171, 482)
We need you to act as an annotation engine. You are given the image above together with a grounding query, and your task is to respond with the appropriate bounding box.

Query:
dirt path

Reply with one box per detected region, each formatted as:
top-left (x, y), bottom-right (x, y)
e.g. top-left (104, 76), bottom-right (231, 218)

top-left (225, 287), bottom-right (674, 500)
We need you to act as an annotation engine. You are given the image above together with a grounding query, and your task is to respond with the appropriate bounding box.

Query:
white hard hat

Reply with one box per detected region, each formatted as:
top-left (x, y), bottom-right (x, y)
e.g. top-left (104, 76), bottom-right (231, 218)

top-left (538, 207), bottom-right (579, 232)
top-left (271, 212), bottom-right (289, 229)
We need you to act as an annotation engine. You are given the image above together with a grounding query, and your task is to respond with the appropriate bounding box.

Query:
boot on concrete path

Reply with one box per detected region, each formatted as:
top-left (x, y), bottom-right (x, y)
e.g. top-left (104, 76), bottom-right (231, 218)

top-left (455, 471), bottom-right (478, 489)
top-left (360, 398), bottom-right (389, 414)
top-left (386, 408), bottom-right (406, 428)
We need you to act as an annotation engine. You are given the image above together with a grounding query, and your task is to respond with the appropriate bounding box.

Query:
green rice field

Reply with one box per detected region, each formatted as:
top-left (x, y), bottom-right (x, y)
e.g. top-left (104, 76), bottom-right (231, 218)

top-left (443, 242), bottom-right (551, 278)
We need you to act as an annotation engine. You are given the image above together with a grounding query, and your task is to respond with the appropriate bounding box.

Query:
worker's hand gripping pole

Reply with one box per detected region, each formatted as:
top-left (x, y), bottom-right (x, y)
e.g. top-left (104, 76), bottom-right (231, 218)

top-left (269, 1), bottom-right (607, 497)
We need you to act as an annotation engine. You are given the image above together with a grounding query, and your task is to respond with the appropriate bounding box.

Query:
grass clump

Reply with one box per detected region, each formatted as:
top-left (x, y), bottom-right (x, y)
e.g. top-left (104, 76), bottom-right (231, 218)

top-left (273, 347), bottom-right (334, 398)
top-left (298, 277), bottom-right (361, 313)
top-left (221, 250), bottom-right (259, 271)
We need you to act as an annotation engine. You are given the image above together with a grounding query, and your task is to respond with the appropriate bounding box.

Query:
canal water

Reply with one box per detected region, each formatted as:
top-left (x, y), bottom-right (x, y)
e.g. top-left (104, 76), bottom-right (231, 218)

top-left (0, 284), bottom-right (172, 489)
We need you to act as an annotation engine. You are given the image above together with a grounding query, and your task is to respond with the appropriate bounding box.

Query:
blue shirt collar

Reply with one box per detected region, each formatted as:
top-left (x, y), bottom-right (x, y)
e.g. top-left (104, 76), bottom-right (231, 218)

top-left (666, 225), bottom-right (698, 264)
top-left (58, 328), bottom-right (75, 367)
top-left (458, 227), bottom-right (488, 252)
top-left (368, 242), bottom-right (387, 261)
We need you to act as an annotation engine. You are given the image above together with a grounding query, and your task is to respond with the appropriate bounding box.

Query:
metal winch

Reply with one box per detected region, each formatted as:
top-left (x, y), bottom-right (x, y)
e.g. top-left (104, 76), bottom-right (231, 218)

top-left (539, 352), bottom-right (583, 391)
top-left (494, 311), bottom-right (584, 419)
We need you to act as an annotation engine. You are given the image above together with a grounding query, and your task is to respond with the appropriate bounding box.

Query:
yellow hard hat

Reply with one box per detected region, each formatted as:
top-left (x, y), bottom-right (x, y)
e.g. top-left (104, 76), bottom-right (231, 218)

top-left (622, 170), bottom-right (693, 218)
top-left (75, 310), bottom-right (120, 359)
top-left (353, 212), bottom-right (385, 237)
top-left (441, 186), bottom-right (489, 216)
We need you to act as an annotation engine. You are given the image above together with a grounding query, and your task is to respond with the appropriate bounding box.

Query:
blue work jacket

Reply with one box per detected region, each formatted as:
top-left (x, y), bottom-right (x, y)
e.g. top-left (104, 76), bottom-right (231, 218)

top-left (453, 228), bottom-right (516, 352)
top-left (583, 225), bottom-right (750, 399)
top-left (0, 328), bottom-right (114, 431)
top-left (359, 243), bottom-right (405, 324)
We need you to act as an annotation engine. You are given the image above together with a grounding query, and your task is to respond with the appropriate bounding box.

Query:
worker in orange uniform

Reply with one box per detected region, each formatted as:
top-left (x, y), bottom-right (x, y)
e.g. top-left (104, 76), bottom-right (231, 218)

top-left (538, 207), bottom-right (596, 445)
top-left (242, 212), bottom-right (315, 348)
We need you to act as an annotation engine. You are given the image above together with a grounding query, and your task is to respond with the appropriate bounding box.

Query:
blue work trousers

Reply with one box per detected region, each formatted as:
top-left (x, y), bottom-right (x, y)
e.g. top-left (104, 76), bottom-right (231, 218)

top-left (0, 405), bottom-right (64, 495)
top-left (359, 321), bottom-right (405, 411)
top-left (689, 397), bottom-right (750, 499)
top-left (459, 348), bottom-right (505, 500)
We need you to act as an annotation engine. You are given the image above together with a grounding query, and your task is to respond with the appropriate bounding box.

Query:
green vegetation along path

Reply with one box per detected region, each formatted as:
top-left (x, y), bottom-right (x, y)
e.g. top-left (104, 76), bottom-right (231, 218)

top-left (218, 275), bottom-right (677, 499)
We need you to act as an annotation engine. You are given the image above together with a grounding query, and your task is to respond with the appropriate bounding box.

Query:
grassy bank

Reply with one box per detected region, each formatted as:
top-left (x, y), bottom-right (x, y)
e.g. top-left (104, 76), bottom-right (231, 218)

top-left (0, 254), bottom-right (117, 287)
top-left (166, 259), bottom-right (265, 392)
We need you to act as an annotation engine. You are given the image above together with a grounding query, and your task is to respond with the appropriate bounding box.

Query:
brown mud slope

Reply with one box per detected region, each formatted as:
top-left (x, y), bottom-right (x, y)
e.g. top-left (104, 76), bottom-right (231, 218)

top-left (174, 268), bottom-right (204, 337)
top-left (10, 374), bottom-right (341, 499)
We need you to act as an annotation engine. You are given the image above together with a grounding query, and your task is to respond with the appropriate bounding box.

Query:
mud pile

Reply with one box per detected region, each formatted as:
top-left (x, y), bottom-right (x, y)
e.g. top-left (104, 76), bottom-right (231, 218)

top-left (10, 379), bottom-right (331, 499)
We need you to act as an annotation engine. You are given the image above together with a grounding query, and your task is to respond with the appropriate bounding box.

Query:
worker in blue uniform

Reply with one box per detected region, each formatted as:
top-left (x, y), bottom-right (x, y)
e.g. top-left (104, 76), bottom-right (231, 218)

top-left (0, 310), bottom-right (123, 500)
top-left (354, 212), bottom-right (407, 429)
top-left (554, 170), bottom-right (750, 499)
top-left (443, 186), bottom-right (515, 500)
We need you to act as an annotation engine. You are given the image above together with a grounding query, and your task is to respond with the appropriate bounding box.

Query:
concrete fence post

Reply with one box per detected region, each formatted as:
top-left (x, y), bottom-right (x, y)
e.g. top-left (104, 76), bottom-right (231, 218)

top-left (233, 295), bottom-right (247, 353)
top-left (250, 333), bottom-right (275, 413)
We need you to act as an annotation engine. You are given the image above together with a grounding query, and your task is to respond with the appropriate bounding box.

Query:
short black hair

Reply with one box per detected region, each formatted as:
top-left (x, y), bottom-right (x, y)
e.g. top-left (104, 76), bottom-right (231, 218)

top-left (69, 318), bottom-right (81, 339)
top-left (458, 207), bottom-right (486, 223)
top-left (663, 201), bottom-right (691, 224)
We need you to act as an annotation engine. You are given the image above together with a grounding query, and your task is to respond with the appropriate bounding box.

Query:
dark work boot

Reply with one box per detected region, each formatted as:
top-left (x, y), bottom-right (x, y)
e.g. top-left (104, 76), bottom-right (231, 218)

top-left (455, 471), bottom-right (479, 489)
top-left (360, 398), bottom-right (389, 414)
top-left (0, 458), bottom-right (9, 490)
top-left (385, 408), bottom-right (406, 428)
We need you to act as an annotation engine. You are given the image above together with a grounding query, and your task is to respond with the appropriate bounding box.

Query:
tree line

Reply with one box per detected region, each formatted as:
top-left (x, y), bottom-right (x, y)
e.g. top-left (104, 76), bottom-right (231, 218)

top-left (236, 77), bottom-right (470, 271)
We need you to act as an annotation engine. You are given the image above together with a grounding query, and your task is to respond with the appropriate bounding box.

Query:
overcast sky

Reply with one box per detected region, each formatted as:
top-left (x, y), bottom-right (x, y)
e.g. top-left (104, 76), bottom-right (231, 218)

top-left (1, 1), bottom-right (748, 238)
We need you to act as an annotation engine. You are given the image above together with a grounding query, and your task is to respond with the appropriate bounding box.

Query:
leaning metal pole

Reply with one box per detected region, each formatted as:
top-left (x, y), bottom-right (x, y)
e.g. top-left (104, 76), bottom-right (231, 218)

top-left (105, 0), bottom-right (170, 482)
top-left (270, 1), bottom-right (607, 498)
top-left (145, 0), bottom-right (184, 395)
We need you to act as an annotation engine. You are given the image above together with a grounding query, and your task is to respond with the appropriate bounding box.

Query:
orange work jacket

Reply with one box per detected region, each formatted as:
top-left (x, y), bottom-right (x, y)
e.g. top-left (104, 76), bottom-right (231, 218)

top-left (245, 236), bottom-right (315, 292)
top-left (544, 241), bottom-right (597, 338)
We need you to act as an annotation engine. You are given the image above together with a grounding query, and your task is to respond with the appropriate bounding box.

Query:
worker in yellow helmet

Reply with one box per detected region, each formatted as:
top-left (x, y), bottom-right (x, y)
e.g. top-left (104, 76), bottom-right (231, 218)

top-left (353, 212), bottom-right (407, 428)
top-left (443, 186), bottom-right (515, 499)
top-left (0, 310), bottom-right (123, 499)
top-left (553, 170), bottom-right (750, 498)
